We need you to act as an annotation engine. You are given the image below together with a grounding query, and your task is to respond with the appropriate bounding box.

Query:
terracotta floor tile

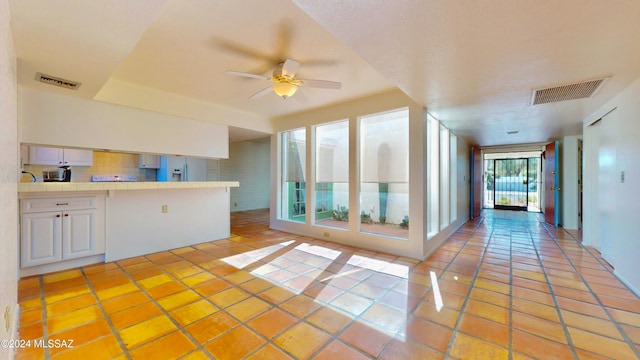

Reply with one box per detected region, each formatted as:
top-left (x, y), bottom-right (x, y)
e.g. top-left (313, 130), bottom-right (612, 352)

top-left (109, 301), bottom-right (162, 329)
top-left (118, 315), bottom-right (177, 349)
top-left (184, 311), bottom-right (239, 344)
top-left (306, 306), bottom-right (353, 335)
top-left (257, 286), bottom-right (295, 304)
top-left (209, 287), bottom-right (250, 308)
top-left (205, 326), bottom-right (265, 359)
top-left (402, 316), bottom-right (452, 353)
top-left (457, 313), bottom-right (509, 348)
top-left (475, 278), bottom-right (510, 295)
top-left (247, 308), bottom-right (298, 339)
top-left (279, 294), bottom-right (322, 318)
top-left (555, 295), bottom-right (608, 319)
top-left (597, 293), bottom-right (640, 313)
top-left (50, 335), bottom-right (123, 360)
top-left (573, 349), bottom-right (613, 360)
top-left (360, 303), bottom-right (407, 333)
top-left (156, 289), bottom-right (200, 311)
top-left (145, 281), bottom-right (186, 299)
top-left (339, 321), bottom-right (392, 358)
top-left (48, 319), bottom-right (112, 355)
top-left (169, 299), bottom-right (219, 326)
top-left (469, 288), bottom-right (510, 308)
top-left (239, 277), bottom-right (274, 294)
top-left (101, 291), bottom-right (149, 314)
top-left (413, 300), bottom-right (460, 328)
top-left (45, 285), bottom-right (92, 304)
top-left (313, 340), bottom-right (371, 360)
top-left (47, 305), bottom-right (103, 335)
top-left (568, 326), bottom-right (638, 359)
top-left (303, 283), bottom-right (344, 303)
top-left (512, 286), bottom-right (555, 306)
top-left (191, 278), bottom-right (231, 297)
top-left (128, 267), bottom-right (164, 281)
top-left (381, 339), bottom-right (443, 360)
top-left (95, 282), bottom-right (139, 302)
top-left (226, 296), bottom-right (272, 322)
top-left (512, 329), bottom-right (573, 359)
top-left (137, 274), bottom-right (173, 289)
top-left (46, 293), bottom-right (97, 317)
top-left (607, 307), bottom-right (640, 327)
top-left (20, 307), bottom-right (42, 325)
top-left (449, 332), bottom-right (509, 360)
top-left (620, 324), bottom-right (640, 345)
top-left (18, 321), bottom-right (44, 340)
top-left (512, 297), bottom-right (560, 322)
top-left (330, 292), bottom-right (373, 316)
top-left (511, 311), bottom-right (567, 343)
top-left (129, 331), bottom-right (196, 360)
top-left (560, 309), bottom-right (623, 340)
top-left (246, 344), bottom-right (294, 360)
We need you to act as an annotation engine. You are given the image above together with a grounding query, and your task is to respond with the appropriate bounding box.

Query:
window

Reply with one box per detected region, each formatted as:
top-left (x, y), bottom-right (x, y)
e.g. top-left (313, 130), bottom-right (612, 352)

top-left (359, 109), bottom-right (409, 239)
top-left (440, 125), bottom-right (450, 228)
top-left (280, 128), bottom-right (306, 222)
top-left (427, 114), bottom-right (440, 236)
top-left (450, 133), bottom-right (458, 223)
top-left (315, 120), bottom-right (349, 229)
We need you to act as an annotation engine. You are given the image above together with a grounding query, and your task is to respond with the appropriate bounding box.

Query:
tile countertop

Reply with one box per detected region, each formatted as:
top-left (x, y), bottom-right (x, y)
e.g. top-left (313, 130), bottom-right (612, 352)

top-left (18, 181), bottom-right (240, 192)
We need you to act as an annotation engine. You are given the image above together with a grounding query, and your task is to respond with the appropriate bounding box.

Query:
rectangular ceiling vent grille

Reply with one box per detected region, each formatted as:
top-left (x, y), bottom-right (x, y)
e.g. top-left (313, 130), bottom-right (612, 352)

top-left (531, 77), bottom-right (608, 105)
top-left (35, 72), bottom-right (81, 90)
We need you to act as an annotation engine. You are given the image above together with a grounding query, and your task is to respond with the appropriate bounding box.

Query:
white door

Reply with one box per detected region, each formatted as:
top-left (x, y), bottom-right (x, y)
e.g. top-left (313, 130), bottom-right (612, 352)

top-left (21, 212), bottom-right (63, 267)
top-left (62, 209), bottom-right (96, 260)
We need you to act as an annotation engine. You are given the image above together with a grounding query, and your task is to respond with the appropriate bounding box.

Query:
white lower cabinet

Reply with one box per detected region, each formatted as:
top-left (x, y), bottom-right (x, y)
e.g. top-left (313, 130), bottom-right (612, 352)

top-left (20, 195), bottom-right (104, 269)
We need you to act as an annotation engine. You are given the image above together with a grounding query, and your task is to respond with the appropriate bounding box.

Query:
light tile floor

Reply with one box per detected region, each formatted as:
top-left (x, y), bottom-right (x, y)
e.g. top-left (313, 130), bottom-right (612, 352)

top-left (16, 209), bottom-right (640, 359)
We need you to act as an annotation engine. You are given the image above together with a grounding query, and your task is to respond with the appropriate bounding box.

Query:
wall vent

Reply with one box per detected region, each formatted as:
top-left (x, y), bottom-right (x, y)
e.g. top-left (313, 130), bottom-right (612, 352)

top-left (531, 77), bottom-right (609, 106)
top-left (35, 72), bottom-right (81, 90)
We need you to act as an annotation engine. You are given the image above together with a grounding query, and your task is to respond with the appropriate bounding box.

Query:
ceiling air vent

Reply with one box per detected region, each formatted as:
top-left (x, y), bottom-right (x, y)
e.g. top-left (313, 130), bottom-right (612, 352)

top-left (531, 77), bottom-right (609, 106)
top-left (35, 72), bottom-right (81, 90)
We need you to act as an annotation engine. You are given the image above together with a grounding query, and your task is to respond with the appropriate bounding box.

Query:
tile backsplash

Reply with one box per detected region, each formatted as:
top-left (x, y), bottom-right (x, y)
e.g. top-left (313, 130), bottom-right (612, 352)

top-left (22, 151), bottom-right (157, 182)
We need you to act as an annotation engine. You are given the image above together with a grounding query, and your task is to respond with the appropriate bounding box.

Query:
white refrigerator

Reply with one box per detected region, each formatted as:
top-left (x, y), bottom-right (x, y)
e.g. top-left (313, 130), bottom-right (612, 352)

top-left (157, 156), bottom-right (207, 181)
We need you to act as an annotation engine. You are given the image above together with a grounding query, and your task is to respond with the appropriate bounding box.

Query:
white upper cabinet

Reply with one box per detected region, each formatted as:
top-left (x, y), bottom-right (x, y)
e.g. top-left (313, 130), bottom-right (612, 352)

top-left (28, 146), bottom-right (93, 166)
top-left (139, 154), bottom-right (160, 169)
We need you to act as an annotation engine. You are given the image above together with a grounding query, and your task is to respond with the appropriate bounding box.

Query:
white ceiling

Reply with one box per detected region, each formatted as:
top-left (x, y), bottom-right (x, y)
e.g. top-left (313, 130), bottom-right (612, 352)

top-left (9, 0), bottom-right (640, 146)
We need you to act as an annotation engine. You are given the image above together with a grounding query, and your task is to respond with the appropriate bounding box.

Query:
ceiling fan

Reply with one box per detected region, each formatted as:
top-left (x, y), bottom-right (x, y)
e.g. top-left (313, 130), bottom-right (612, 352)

top-left (226, 59), bottom-right (341, 100)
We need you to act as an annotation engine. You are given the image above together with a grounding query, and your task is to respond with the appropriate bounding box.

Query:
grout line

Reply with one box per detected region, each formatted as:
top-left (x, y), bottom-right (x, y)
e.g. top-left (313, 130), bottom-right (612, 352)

top-left (80, 269), bottom-right (132, 360)
top-left (508, 224), bottom-right (514, 360)
top-left (524, 218), bottom-right (579, 360)
top-left (38, 275), bottom-right (51, 360)
top-left (540, 222), bottom-right (640, 359)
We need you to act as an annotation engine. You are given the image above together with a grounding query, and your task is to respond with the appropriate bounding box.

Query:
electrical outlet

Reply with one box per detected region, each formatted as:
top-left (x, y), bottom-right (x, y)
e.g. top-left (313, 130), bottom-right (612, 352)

top-left (162, 205), bottom-right (168, 213)
top-left (4, 306), bottom-right (10, 332)
top-left (234, 202), bottom-right (238, 207)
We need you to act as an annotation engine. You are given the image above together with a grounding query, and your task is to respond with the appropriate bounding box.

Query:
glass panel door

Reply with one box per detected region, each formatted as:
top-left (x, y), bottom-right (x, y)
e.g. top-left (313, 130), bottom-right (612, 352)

top-left (494, 158), bottom-right (528, 211)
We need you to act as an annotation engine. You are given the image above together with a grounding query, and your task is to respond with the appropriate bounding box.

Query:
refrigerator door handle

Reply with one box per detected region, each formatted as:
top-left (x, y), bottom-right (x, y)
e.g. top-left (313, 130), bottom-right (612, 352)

top-left (184, 163), bottom-right (188, 181)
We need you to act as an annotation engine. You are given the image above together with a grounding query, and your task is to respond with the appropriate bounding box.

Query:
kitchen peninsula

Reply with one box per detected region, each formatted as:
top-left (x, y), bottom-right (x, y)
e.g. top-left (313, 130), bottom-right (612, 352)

top-left (18, 181), bottom-right (239, 276)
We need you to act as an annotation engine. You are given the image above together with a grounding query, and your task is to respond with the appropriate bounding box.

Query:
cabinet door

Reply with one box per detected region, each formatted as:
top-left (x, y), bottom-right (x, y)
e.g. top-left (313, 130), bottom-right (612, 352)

top-left (63, 149), bottom-right (93, 166)
top-left (139, 154), bottom-right (160, 169)
top-left (21, 212), bottom-right (63, 267)
top-left (29, 146), bottom-right (63, 165)
top-left (62, 209), bottom-right (96, 260)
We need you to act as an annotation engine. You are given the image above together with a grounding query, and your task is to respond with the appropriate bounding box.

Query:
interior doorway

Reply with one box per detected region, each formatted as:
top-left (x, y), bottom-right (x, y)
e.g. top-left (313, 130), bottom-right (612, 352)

top-left (483, 151), bottom-right (542, 212)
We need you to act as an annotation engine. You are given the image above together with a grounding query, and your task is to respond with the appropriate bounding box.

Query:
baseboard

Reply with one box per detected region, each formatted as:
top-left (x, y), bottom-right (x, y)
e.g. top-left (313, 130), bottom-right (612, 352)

top-left (613, 271), bottom-right (640, 298)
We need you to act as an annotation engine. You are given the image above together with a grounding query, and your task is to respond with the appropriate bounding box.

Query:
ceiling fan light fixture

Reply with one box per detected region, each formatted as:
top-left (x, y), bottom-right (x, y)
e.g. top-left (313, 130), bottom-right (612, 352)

top-left (272, 82), bottom-right (297, 99)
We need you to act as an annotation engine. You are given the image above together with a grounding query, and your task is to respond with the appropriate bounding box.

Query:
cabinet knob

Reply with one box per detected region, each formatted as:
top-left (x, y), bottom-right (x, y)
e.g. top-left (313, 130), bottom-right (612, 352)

top-left (64, 214), bottom-right (69, 217)
top-left (56, 214), bottom-right (61, 218)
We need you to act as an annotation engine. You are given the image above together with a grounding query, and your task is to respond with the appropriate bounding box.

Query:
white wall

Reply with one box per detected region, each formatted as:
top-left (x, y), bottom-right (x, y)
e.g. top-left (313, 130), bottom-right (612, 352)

top-left (106, 188), bottom-right (230, 261)
top-left (0, 1), bottom-right (19, 357)
top-left (19, 87), bottom-right (229, 158)
top-left (221, 138), bottom-right (271, 211)
top-left (583, 76), bottom-right (640, 295)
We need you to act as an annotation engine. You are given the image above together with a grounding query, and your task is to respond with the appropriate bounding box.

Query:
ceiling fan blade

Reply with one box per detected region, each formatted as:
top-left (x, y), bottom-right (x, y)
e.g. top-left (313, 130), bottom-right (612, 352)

top-left (281, 59), bottom-right (300, 77)
top-left (249, 86), bottom-right (273, 100)
top-left (214, 38), bottom-right (280, 64)
top-left (298, 79), bottom-right (342, 89)
top-left (226, 70), bottom-right (270, 81)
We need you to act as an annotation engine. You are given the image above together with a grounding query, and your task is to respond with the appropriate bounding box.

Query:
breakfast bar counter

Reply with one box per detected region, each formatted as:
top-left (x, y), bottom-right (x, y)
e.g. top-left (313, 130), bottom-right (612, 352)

top-left (18, 181), bottom-right (240, 275)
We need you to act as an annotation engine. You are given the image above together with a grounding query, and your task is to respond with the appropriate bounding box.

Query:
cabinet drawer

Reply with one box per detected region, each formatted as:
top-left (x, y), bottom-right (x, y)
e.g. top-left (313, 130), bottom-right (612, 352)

top-left (22, 197), bottom-right (97, 213)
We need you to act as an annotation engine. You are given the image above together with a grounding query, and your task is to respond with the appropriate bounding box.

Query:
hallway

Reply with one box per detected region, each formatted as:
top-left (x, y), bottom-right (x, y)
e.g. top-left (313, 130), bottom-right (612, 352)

top-left (16, 209), bottom-right (640, 359)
